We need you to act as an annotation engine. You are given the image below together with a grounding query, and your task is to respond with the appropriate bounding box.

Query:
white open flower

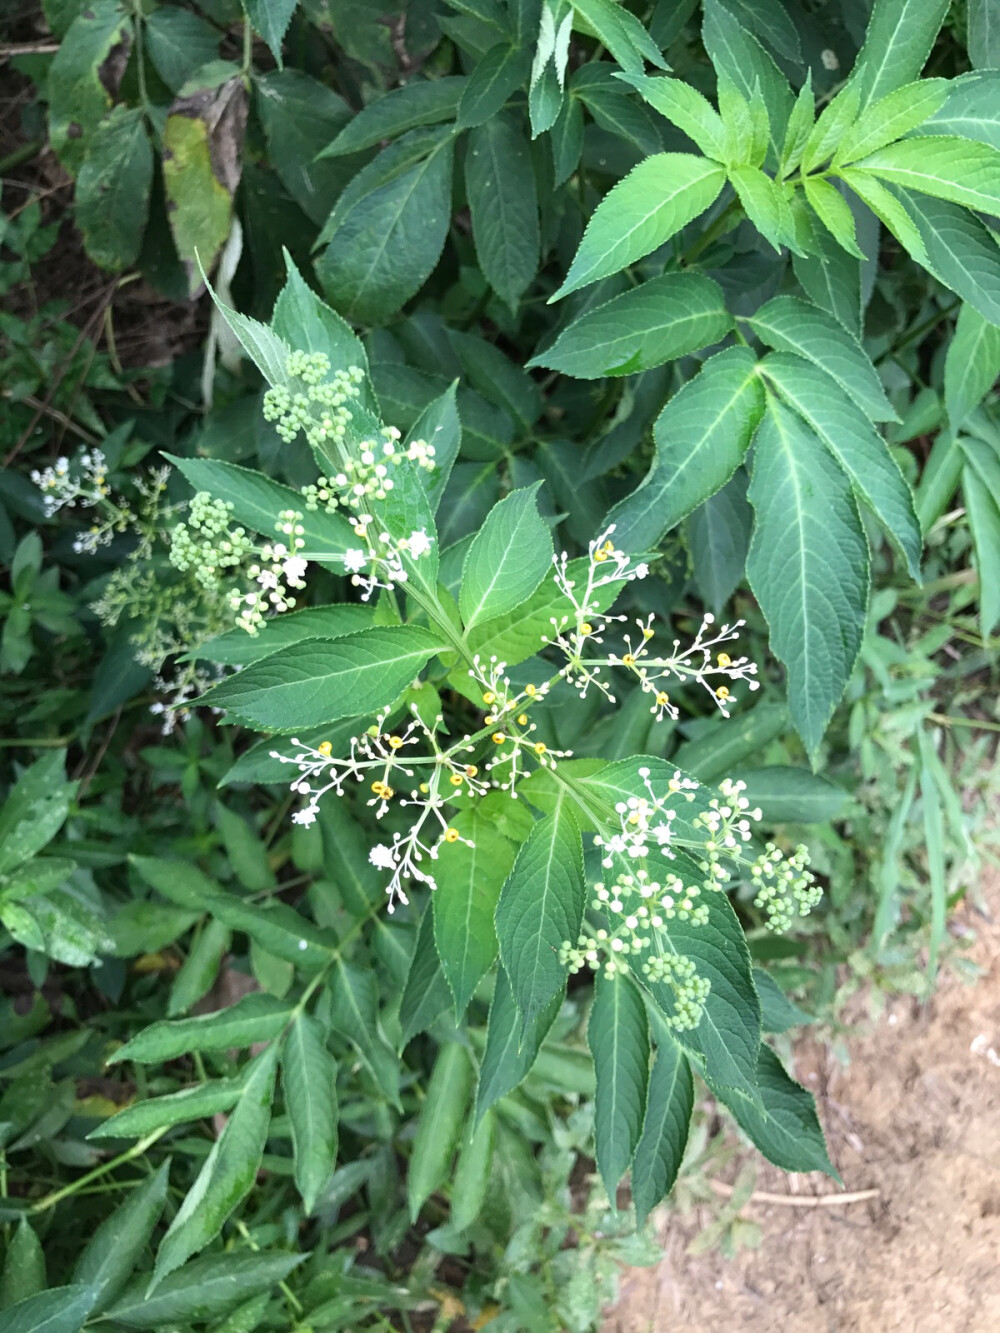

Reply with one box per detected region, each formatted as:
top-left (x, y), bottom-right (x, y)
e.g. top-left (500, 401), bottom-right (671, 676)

top-left (369, 843), bottom-right (398, 870)
top-left (343, 548), bottom-right (367, 573)
top-left (407, 528), bottom-right (433, 559)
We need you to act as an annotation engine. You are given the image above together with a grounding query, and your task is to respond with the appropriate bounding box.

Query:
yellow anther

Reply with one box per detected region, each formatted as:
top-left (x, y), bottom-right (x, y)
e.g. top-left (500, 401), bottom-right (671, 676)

top-left (387, 735), bottom-right (404, 749)
top-left (317, 740), bottom-right (333, 757)
top-left (656, 691), bottom-right (670, 706)
top-left (449, 772), bottom-right (464, 786)
top-left (444, 827), bottom-right (460, 843)
top-left (482, 691), bottom-right (496, 705)
top-left (353, 523), bottom-right (367, 537)
top-left (622, 653), bottom-right (635, 667)
top-left (602, 539), bottom-right (615, 553)
top-left (716, 686), bottom-right (730, 700)
top-left (484, 713), bottom-right (496, 725)
top-left (580, 622), bottom-right (593, 635)
top-left (525, 683), bottom-right (537, 697)
top-left (533, 742), bottom-right (547, 754)
top-left (492, 733), bottom-right (506, 744)
top-left (419, 782), bottom-right (430, 794)
top-left (517, 714), bottom-right (528, 726)
top-left (717, 652), bottom-right (732, 667)
top-left (371, 780), bottom-right (384, 794)
top-left (643, 625), bottom-right (654, 640)
top-left (465, 765), bottom-right (478, 777)
top-left (594, 550), bottom-right (609, 562)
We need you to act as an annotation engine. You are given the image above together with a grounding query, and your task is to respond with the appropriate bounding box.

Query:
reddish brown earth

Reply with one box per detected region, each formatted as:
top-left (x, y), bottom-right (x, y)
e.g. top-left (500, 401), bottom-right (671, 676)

top-left (606, 872), bottom-right (1000, 1333)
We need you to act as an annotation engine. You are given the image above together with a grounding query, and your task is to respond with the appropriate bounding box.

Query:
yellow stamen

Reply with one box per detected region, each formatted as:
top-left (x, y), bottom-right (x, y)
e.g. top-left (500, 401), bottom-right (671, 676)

top-left (580, 622), bottom-right (593, 635)
top-left (317, 740), bottom-right (333, 757)
top-left (482, 691), bottom-right (496, 705)
top-left (716, 686), bottom-right (730, 700)
top-left (465, 765), bottom-right (478, 777)
top-left (525, 684), bottom-right (537, 697)
top-left (533, 742), bottom-right (547, 754)
top-left (656, 691), bottom-right (670, 706)
top-left (517, 714), bottom-right (528, 726)
top-left (622, 653), bottom-right (635, 667)
top-left (492, 733), bottom-right (506, 745)
top-left (444, 827), bottom-right (460, 843)
top-left (388, 735), bottom-right (403, 749)
top-left (717, 652), bottom-right (732, 667)
top-left (594, 550), bottom-right (608, 562)
top-left (449, 773), bottom-right (464, 786)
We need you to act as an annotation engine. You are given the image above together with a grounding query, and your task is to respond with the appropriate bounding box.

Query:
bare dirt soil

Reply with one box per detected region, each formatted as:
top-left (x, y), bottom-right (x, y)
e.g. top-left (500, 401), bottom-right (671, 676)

top-left (606, 872), bottom-right (1000, 1333)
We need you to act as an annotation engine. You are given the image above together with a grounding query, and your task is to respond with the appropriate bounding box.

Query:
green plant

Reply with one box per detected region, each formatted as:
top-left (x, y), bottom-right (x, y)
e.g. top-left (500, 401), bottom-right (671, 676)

top-left (3, 0), bottom-right (1000, 1328)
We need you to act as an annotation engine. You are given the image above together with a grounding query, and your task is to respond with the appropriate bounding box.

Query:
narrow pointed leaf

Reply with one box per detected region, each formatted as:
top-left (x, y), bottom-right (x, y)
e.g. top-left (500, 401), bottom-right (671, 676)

top-left (328, 960), bottom-right (401, 1108)
top-left (848, 0), bottom-right (950, 113)
top-left (71, 1162), bottom-right (169, 1312)
top-left (606, 347), bottom-right (764, 551)
top-left (466, 111), bottom-right (540, 308)
top-left (495, 805), bottom-right (585, 1032)
top-left (719, 1045), bottom-right (839, 1177)
top-left (400, 904), bottom-right (453, 1045)
top-left (459, 485), bottom-right (553, 629)
top-left (944, 303), bottom-right (1000, 430)
top-left (109, 993), bottom-right (294, 1064)
top-left (2, 1285), bottom-right (98, 1333)
top-left (760, 353), bottom-right (921, 579)
top-left (853, 136), bottom-right (1000, 214)
top-left (746, 397), bottom-right (869, 759)
top-left (588, 969), bottom-right (649, 1197)
top-left (631, 1031), bottom-right (693, 1225)
top-left (407, 1042), bottom-right (473, 1221)
top-left (153, 1044), bottom-right (279, 1284)
top-left (475, 969), bottom-right (562, 1123)
top-left (88, 1076), bottom-right (245, 1140)
top-left (318, 78), bottom-right (465, 157)
top-left (551, 154), bottom-right (726, 300)
top-left (104, 1253), bottom-right (305, 1328)
top-left (284, 1013), bottom-right (338, 1213)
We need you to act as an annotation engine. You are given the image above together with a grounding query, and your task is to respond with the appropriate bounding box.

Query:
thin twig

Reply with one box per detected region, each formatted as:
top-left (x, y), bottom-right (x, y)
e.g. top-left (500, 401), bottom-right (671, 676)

top-left (710, 1180), bottom-right (880, 1208)
top-left (1, 391), bottom-right (101, 444)
top-left (0, 42), bottom-right (60, 56)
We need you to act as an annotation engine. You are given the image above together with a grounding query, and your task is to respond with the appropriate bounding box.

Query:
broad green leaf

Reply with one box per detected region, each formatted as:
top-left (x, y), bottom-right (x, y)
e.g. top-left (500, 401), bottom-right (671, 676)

top-left (433, 809), bottom-right (518, 1017)
top-left (317, 128), bottom-right (455, 324)
top-left (319, 78), bottom-right (466, 157)
top-left (852, 136), bottom-right (1000, 215)
top-left (721, 1045), bottom-right (838, 1177)
top-left (271, 252), bottom-right (369, 386)
top-left (631, 1030), bottom-right (693, 1225)
top-left (688, 469), bottom-right (753, 615)
top-left (588, 969), bottom-right (649, 1196)
top-left (192, 291), bottom-right (292, 388)
top-left (47, 1), bottom-right (131, 170)
top-left (466, 111), bottom-right (540, 309)
top-left (606, 347), bottom-right (764, 551)
top-left (457, 43), bottom-right (531, 128)
top-left (448, 330), bottom-right (542, 433)
top-left (163, 79), bottom-right (247, 294)
top-left (702, 0), bottom-right (793, 166)
top-left (105, 900), bottom-right (199, 958)
top-left (475, 968), bottom-right (562, 1123)
top-left (571, 0), bottom-right (668, 73)
top-left (154, 1044), bottom-right (279, 1283)
top-left (969, 2), bottom-right (1000, 70)
top-left (165, 455), bottom-right (354, 557)
top-left (760, 352), bottom-right (921, 580)
top-left (451, 1108), bottom-right (495, 1231)
top-left (255, 70), bottom-right (353, 225)
top-left (145, 8), bottom-right (220, 93)
top-left (944, 304), bottom-right (1000, 430)
top-left (747, 295), bottom-right (897, 423)
top-left (0, 751), bottom-right (74, 876)
top-left (198, 604), bottom-right (374, 666)
top-left (617, 73), bottom-right (727, 162)
top-left (197, 625), bottom-right (447, 731)
top-left (169, 918), bottom-right (230, 1017)
top-left (848, 0), bottom-right (951, 113)
top-left (75, 106), bottom-right (152, 270)
top-left (71, 1162), bottom-right (169, 1312)
top-left (0, 1218), bottom-right (45, 1309)
top-left (530, 273), bottom-right (732, 379)
top-left (243, 0), bottom-right (296, 65)
top-left (746, 397), bottom-right (869, 759)
top-left (892, 192), bottom-right (1000, 327)
top-left (201, 894), bottom-right (335, 970)
top-left (0, 858), bottom-right (75, 909)
top-left (551, 154), bottom-right (727, 300)
top-left (89, 1075), bottom-right (246, 1140)
top-left (918, 70), bottom-right (1000, 151)
top-left (459, 485), bottom-right (553, 629)
top-left (835, 79), bottom-right (948, 164)
top-left (963, 460), bottom-right (1000, 635)
top-left (408, 1042), bottom-right (474, 1221)
top-left (103, 1253), bottom-right (305, 1329)
top-left (754, 969), bottom-right (814, 1033)
top-left (2, 1285), bottom-right (97, 1333)
top-left (327, 959), bottom-right (401, 1108)
top-left (109, 993), bottom-right (294, 1064)
top-left (283, 1013), bottom-right (338, 1213)
top-left (734, 766), bottom-right (850, 823)
top-left (400, 904), bottom-right (453, 1045)
top-left (495, 804), bottom-right (585, 1032)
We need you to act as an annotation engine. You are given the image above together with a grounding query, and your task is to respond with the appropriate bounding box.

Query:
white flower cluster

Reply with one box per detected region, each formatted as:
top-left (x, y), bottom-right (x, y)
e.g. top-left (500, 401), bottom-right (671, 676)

top-left (30, 448), bottom-right (133, 553)
top-left (229, 510), bottom-right (309, 634)
top-left (270, 707), bottom-right (490, 910)
top-left (546, 526), bottom-right (757, 716)
top-left (336, 514), bottom-right (434, 602)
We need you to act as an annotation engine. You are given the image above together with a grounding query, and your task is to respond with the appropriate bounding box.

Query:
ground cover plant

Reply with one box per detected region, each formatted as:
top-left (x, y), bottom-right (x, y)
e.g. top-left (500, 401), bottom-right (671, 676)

top-left (1, 0), bottom-right (999, 1328)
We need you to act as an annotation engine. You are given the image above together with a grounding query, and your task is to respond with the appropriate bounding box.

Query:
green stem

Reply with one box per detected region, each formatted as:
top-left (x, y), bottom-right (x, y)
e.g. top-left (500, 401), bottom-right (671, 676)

top-left (29, 1129), bottom-right (168, 1215)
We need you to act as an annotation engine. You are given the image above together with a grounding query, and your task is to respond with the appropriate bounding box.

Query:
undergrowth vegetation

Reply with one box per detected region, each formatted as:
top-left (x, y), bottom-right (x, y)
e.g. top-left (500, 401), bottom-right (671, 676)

top-left (1, 0), bottom-right (998, 1329)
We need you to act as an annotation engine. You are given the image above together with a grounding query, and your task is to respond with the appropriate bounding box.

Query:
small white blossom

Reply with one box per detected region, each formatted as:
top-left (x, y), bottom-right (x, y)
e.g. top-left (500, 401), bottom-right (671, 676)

top-left (343, 548), bottom-right (367, 573)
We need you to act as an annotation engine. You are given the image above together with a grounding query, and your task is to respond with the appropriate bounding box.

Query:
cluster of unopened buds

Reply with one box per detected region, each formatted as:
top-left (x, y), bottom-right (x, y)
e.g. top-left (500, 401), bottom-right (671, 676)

top-left (262, 354), bottom-right (365, 448)
top-left (556, 768), bottom-right (820, 1027)
top-left (546, 526), bottom-right (758, 717)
